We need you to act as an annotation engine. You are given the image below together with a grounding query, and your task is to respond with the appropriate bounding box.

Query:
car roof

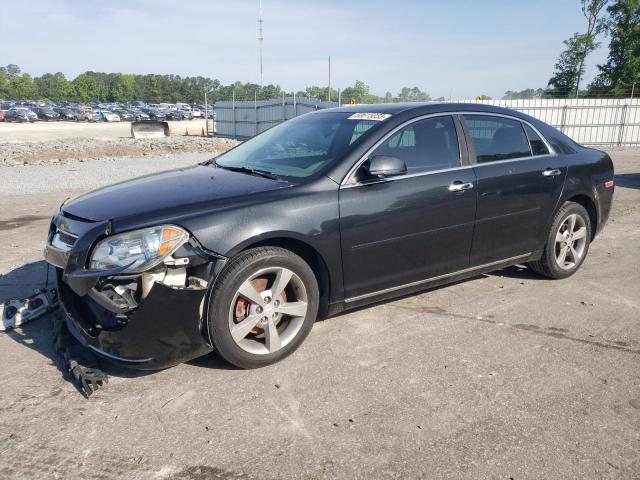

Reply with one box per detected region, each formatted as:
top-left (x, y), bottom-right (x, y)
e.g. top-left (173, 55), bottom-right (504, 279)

top-left (321, 102), bottom-right (524, 117)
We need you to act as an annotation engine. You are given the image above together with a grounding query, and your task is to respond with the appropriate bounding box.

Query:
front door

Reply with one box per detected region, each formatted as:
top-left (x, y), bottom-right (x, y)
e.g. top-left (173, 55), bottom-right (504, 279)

top-left (339, 115), bottom-right (477, 300)
top-left (462, 114), bottom-right (567, 265)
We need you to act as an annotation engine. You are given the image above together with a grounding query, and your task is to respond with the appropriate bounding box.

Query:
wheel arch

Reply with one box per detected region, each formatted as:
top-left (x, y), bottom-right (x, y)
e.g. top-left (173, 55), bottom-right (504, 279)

top-left (565, 193), bottom-right (598, 239)
top-left (235, 236), bottom-right (333, 317)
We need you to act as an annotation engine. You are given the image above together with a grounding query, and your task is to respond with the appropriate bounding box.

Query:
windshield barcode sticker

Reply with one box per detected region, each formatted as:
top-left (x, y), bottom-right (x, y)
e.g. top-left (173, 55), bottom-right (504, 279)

top-left (347, 112), bottom-right (392, 121)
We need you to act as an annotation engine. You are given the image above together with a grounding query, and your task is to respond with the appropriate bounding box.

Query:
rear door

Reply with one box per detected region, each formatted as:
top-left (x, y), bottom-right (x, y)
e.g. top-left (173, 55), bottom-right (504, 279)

top-left (462, 114), bottom-right (567, 266)
top-left (339, 115), bottom-right (477, 300)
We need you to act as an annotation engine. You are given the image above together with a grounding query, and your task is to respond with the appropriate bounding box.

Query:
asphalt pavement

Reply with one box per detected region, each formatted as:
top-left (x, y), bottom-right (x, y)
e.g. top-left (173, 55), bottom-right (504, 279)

top-left (0, 148), bottom-right (638, 480)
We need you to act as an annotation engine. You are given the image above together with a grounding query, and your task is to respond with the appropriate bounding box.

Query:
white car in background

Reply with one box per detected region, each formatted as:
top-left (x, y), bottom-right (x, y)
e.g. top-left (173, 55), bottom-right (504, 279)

top-left (98, 110), bottom-right (121, 122)
top-left (191, 107), bottom-right (202, 118)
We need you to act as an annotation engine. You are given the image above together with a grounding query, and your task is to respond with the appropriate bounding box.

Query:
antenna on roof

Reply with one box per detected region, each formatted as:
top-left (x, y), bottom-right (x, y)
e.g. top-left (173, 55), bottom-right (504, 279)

top-left (258, 0), bottom-right (264, 87)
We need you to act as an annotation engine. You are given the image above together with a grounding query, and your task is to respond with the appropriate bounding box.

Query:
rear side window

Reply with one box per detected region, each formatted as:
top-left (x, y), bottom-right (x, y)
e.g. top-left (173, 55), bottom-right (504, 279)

top-left (464, 115), bottom-right (531, 163)
top-left (371, 116), bottom-right (460, 174)
top-left (523, 124), bottom-right (550, 156)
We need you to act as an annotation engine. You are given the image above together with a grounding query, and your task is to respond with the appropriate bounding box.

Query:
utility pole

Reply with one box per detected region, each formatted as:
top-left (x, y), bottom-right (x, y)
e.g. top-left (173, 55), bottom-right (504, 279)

top-left (328, 56), bottom-right (331, 102)
top-left (632, 81), bottom-right (636, 100)
top-left (258, 0), bottom-right (264, 87)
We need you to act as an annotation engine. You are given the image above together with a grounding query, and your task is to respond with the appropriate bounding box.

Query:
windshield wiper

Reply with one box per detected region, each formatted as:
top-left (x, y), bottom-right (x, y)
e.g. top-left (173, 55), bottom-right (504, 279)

top-left (212, 160), bottom-right (280, 180)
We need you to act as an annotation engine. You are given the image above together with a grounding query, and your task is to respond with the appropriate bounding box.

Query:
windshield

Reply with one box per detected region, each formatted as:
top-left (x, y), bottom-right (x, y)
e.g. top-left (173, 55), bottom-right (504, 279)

top-left (214, 112), bottom-right (384, 180)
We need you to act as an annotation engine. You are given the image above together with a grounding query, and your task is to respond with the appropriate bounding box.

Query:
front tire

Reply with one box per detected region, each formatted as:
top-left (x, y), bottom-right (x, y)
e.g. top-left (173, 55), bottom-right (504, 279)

top-left (529, 201), bottom-right (591, 279)
top-left (208, 247), bottom-right (319, 369)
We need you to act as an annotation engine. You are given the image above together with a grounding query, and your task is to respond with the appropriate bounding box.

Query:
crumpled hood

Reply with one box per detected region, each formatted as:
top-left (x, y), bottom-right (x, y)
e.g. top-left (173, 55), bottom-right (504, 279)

top-left (63, 164), bottom-right (290, 224)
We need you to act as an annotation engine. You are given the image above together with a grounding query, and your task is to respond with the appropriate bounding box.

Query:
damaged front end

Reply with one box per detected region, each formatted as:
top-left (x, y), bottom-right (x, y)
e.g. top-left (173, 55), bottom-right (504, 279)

top-left (44, 211), bottom-right (225, 370)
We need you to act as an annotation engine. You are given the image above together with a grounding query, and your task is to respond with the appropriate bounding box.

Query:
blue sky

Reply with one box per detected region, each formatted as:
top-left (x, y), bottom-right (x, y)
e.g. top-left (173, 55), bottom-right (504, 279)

top-left (1, 0), bottom-right (609, 99)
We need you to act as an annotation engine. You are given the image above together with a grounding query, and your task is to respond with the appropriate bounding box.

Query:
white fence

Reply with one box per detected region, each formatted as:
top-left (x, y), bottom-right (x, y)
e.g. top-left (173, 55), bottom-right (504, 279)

top-left (461, 98), bottom-right (640, 146)
top-left (211, 97), bottom-right (640, 146)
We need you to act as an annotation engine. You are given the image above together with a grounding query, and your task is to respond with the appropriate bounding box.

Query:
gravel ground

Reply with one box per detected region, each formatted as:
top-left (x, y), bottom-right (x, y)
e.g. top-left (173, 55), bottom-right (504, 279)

top-left (1, 152), bottom-right (214, 194)
top-left (1, 136), bottom-right (238, 166)
top-left (0, 147), bottom-right (638, 479)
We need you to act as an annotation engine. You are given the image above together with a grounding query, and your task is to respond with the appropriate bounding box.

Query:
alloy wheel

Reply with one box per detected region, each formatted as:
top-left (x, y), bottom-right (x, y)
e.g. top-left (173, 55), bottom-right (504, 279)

top-left (554, 213), bottom-right (588, 270)
top-left (228, 267), bottom-right (308, 355)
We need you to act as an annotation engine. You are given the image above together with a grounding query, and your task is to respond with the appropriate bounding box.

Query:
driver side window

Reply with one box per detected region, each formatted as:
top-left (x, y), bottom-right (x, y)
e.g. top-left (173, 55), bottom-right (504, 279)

top-left (365, 116), bottom-right (460, 178)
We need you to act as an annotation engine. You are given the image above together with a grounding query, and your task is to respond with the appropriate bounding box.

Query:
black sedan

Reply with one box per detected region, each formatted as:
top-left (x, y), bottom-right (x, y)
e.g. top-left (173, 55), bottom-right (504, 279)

top-left (113, 109), bottom-right (134, 121)
top-left (54, 107), bottom-right (78, 121)
top-left (164, 109), bottom-right (185, 120)
top-left (34, 107), bottom-right (61, 121)
top-left (44, 103), bottom-right (614, 370)
top-left (142, 108), bottom-right (166, 120)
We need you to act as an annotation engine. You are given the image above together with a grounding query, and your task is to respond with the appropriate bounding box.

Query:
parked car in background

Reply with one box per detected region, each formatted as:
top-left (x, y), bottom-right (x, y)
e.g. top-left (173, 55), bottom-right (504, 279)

top-left (191, 107), bottom-right (202, 118)
top-left (113, 109), bottom-right (134, 122)
top-left (129, 109), bottom-right (150, 121)
top-left (76, 109), bottom-right (100, 122)
top-left (34, 107), bottom-right (61, 121)
top-left (55, 108), bottom-right (78, 121)
top-left (0, 110), bottom-right (5, 122)
top-left (4, 107), bottom-right (35, 123)
top-left (179, 109), bottom-right (194, 120)
top-left (5, 107), bottom-right (38, 122)
top-left (143, 108), bottom-right (167, 120)
top-left (98, 110), bottom-right (121, 122)
top-left (165, 109), bottom-right (185, 120)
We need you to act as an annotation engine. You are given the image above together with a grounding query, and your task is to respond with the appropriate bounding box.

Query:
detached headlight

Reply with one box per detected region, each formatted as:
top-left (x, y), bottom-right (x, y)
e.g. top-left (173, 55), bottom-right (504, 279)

top-left (89, 225), bottom-right (188, 273)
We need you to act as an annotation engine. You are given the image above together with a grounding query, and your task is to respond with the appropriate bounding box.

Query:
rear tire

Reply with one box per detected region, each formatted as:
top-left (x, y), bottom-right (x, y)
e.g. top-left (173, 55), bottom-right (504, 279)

top-left (529, 201), bottom-right (591, 279)
top-left (208, 247), bottom-right (319, 369)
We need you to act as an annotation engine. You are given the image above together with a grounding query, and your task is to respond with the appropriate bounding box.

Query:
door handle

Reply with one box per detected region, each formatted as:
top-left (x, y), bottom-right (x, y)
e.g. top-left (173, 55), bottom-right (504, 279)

top-left (542, 168), bottom-right (562, 177)
top-left (448, 181), bottom-right (474, 192)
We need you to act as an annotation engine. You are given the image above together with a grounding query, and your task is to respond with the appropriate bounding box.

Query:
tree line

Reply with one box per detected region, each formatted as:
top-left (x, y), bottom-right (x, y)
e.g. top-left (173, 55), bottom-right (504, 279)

top-left (0, 65), bottom-right (436, 105)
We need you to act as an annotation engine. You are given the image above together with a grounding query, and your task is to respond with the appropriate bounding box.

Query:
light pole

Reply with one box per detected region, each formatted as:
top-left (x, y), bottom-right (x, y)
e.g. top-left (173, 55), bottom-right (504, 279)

top-left (204, 88), bottom-right (215, 136)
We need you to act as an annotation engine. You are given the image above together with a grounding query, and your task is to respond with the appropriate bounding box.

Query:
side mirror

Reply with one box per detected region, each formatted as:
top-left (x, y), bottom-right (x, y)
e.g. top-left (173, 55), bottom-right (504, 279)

top-left (366, 155), bottom-right (407, 177)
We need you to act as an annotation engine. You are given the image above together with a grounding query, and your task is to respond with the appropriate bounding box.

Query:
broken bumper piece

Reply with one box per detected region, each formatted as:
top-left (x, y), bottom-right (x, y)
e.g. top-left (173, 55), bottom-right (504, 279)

top-left (44, 212), bottom-right (225, 370)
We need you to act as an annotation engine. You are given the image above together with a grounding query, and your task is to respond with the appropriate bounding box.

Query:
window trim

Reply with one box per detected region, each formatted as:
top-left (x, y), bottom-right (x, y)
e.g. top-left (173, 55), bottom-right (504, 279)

top-left (522, 122), bottom-right (551, 157)
top-left (341, 111), bottom-right (555, 186)
top-left (340, 112), bottom-right (465, 187)
top-left (460, 112), bottom-right (556, 167)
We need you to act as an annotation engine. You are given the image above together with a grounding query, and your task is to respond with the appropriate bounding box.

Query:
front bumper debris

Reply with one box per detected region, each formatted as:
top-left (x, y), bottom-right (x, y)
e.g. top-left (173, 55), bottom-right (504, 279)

top-left (1, 288), bottom-right (58, 332)
top-left (53, 313), bottom-right (108, 398)
top-left (44, 211), bottom-right (225, 370)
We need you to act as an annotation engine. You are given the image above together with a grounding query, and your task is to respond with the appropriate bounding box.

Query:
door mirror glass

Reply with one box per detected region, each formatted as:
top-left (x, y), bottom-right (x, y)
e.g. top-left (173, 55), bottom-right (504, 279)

top-left (366, 155), bottom-right (407, 177)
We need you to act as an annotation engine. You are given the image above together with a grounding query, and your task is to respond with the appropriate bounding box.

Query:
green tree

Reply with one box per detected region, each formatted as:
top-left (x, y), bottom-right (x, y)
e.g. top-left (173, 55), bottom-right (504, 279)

top-left (547, 0), bottom-right (608, 97)
top-left (342, 80), bottom-right (380, 103)
top-left (5, 64), bottom-right (21, 79)
top-left (6, 73), bottom-right (38, 99)
top-left (35, 72), bottom-right (73, 101)
top-left (397, 86), bottom-right (431, 102)
top-left (72, 73), bottom-right (98, 102)
top-left (590, 0), bottom-right (640, 95)
top-left (0, 68), bottom-right (7, 97)
top-left (301, 85), bottom-right (338, 101)
top-left (502, 88), bottom-right (545, 99)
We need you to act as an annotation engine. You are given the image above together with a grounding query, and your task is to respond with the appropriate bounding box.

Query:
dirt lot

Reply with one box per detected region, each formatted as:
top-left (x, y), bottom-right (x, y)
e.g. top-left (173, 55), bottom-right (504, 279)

top-left (0, 146), bottom-right (638, 479)
top-left (0, 119), bottom-right (208, 143)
